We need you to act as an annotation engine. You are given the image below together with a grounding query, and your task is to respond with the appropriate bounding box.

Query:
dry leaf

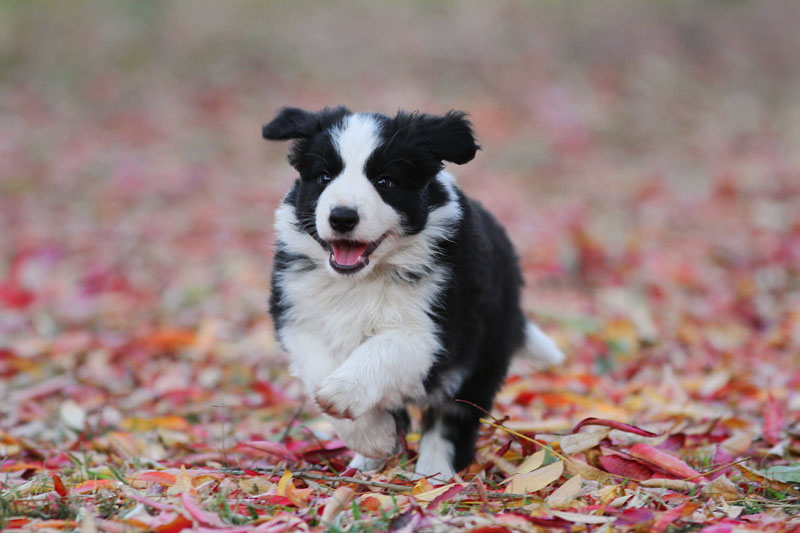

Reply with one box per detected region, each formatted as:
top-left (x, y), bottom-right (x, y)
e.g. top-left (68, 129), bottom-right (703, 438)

top-left (515, 449), bottom-right (546, 474)
top-left (546, 474), bottom-right (583, 508)
top-left (507, 461), bottom-right (564, 494)
top-left (560, 426), bottom-right (611, 455)
top-left (700, 475), bottom-right (739, 501)
top-left (321, 486), bottom-right (354, 523)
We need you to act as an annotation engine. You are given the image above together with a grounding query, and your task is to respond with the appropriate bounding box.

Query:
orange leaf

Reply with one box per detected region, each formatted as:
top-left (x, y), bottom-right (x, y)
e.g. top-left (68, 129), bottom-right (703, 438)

top-left (31, 519), bottom-right (79, 529)
top-left (71, 479), bottom-right (114, 494)
top-left (133, 471), bottom-right (177, 485)
top-left (142, 328), bottom-right (196, 351)
top-left (52, 474), bottom-right (68, 498)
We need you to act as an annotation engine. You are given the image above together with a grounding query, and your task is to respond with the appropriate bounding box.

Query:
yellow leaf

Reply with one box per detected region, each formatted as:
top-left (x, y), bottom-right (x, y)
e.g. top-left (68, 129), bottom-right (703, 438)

top-left (276, 468), bottom-right (293, 497)
top-left (514, 450), bottom-right (546, 475)
top-left (546, 474), bottom-right (583, 508)
top-left (411, 478), bottom-right (435, 496)
top-left (507, 460), bottom-right (564, 494)
top-left (639, 479), bottom-right (697, 491)
top-left (165, 465), bottom-right (193, 496)
top-left (413, 482), bottom-right (459, 502)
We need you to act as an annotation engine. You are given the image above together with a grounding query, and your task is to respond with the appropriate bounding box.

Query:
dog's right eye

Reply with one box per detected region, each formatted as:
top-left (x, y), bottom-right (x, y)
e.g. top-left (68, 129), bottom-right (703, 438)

top-left (317, 174), bottom-right (331, 186)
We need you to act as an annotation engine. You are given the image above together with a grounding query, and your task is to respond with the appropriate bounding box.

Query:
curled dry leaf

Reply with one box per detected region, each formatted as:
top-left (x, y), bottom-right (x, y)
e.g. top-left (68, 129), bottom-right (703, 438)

top-left (629, 443), bottom-right (707, 482)
top-left (571, 417), bottom-right (662, 437)
top-left (560, 426), bottom-right (611, 455)
top-left (639, 478), bottom-right (697, 491)
top-left (321, 486), bottom-right (355, 523)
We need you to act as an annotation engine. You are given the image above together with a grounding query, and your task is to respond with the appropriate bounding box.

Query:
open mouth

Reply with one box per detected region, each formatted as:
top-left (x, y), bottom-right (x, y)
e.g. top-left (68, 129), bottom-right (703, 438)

top-left (327, 235), bottom-right (387, 274)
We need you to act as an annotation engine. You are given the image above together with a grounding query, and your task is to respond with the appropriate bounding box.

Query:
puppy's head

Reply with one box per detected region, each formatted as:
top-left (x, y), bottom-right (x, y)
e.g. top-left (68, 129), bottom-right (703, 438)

top-left (264, 106), bottom-right (478, 276)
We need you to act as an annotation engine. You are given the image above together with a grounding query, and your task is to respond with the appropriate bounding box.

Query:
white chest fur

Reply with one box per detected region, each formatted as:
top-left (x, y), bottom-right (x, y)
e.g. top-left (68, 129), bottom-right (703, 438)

top-left (277, 263), bottom-right (443, 395)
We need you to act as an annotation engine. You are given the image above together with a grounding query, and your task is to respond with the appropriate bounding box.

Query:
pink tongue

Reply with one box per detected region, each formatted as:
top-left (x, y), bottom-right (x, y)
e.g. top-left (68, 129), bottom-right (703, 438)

top-left (332, 242), bottom-right (368, 266)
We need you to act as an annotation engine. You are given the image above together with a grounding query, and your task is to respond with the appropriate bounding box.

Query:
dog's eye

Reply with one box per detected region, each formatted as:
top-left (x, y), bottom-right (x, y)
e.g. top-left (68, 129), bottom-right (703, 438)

top-left (376, 177), bottom-right (394, 189)
top-left (317, 174), bottom-right (331, 186)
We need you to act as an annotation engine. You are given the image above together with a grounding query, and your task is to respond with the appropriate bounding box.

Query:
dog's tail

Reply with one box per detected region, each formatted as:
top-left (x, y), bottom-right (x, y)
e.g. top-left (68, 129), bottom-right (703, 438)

top-left (516, 321), bottom-right (566, 368)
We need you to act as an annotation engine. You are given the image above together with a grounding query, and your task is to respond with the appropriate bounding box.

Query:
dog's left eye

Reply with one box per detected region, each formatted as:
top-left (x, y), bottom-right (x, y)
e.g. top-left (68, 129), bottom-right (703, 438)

top-left (317, 174), bottom-right (332, 186)
top-left (376, 177), bottom-right (394, 189)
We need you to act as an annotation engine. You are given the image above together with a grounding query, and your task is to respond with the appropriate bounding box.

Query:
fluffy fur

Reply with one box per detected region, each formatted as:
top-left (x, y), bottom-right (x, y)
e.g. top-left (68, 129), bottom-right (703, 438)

top-left (264, 106), bottom-right (564, 480)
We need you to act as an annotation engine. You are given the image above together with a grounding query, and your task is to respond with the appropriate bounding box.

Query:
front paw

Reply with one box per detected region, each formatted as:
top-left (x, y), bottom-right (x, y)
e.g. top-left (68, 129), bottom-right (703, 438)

top-left (314, 375), bottom-right (376, 419)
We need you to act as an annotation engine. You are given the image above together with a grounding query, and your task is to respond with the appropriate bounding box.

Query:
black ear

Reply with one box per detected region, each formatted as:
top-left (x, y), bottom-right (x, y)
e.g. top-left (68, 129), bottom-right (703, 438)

top-left (430, 110), bottom-right (480, 164)
top-left (262, 106), bottom-right (351, 140)
top-left (399, 110), bottom-right (479, 165)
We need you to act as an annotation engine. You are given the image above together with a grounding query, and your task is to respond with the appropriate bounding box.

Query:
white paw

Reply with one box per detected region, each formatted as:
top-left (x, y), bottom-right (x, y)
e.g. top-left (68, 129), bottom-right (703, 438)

top-left (349, 453), bottom-right (385, 472)
top-left (332, 410), bottom-right (399, 460)
top-left (314, 374), bottom-right (377, 420)
top-left (414, 428), bottom-right (456, 481)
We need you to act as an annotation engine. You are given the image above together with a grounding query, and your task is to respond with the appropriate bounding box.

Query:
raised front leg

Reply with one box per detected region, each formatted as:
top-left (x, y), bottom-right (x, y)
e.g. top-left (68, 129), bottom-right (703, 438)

top-left (314, 330), bottom-right (437, 419)
top-left (330, 408), bottom-right (399, 461)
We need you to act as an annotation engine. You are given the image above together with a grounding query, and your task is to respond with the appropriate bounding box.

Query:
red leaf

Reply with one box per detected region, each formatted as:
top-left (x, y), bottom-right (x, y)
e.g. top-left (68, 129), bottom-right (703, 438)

top-left (427, 483), bottom-right (466, 511)
top-left (0, 282), bottom-right (34, 308)
top-left (598, 455), bottom-right (654, 480)
top-left (240, 440), bottom-right (298, 461)
top-left (154, 514), bottom-right (193, 533)
top-left (571, 417), bottom-right (662, 437)
top-left (764, 394), bottom-right (784, 446)
top-left (257, 495), bottom-right (294, 507)
top-left (52, 474), bottom-right (68, 498)
top-left (613, 508), bottom-right (654, 526)
top-left (629, 444), bottom-right (707, 482)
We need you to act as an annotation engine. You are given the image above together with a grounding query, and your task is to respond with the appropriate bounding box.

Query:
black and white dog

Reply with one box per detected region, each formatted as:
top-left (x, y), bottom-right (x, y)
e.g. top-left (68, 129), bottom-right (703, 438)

top-left (263, 106), bottom-right (564, 480)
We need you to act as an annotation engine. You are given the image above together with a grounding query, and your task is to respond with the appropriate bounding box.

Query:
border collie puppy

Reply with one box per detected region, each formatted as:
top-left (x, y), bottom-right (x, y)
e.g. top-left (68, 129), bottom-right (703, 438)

top-left (263, 106), bottom-right (564, 480)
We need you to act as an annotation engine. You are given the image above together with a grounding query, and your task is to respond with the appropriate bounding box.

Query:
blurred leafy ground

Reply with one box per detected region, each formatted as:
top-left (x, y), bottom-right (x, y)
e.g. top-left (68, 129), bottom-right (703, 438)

top-left (1, 1), bottom-right (800, 531)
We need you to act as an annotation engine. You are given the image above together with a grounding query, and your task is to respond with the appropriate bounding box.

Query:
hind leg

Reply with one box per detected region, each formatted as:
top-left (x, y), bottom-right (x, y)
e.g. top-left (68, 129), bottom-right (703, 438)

top-left (415, 400), bottom-right (485, 481)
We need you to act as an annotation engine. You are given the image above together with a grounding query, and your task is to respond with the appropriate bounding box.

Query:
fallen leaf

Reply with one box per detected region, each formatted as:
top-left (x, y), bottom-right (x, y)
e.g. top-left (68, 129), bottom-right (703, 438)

top-left (560, 426), bottom-right (610, 455)
top-left (700, 475), bottom-right (739, 500)
top-left (507, 461), bottom-right (564, 494)
top-left (514, 449), bottom-right (546, 474)
top-left (546, 474), bottom-right (582, 507)
top-left (571, 417), bottom-right (662, 437)
top-left (629, 443), bottom-right (707, 482)
top-left (321, 486), bottom-right (354, 523)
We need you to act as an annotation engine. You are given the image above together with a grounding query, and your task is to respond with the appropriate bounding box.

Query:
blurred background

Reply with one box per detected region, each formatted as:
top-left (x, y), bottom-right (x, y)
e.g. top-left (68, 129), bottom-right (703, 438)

top-left (1, 1), bottom-right (798, 452)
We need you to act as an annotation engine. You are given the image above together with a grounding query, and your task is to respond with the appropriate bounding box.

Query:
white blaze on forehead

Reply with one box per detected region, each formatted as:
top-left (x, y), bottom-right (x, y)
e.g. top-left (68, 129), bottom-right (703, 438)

top-left (316, 113), bottom-right (401, 247)
top-left (331, 114), bottom-right (382, 169)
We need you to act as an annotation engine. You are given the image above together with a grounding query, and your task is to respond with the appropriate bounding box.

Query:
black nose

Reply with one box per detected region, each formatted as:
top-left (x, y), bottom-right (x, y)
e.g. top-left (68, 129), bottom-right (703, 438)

top-left (329, 207), bottom-right (359, 233)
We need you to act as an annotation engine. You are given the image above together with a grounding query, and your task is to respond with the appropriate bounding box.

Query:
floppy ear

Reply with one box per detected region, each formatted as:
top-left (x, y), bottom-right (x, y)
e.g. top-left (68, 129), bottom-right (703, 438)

top-left (262, 106), bottom-right (351, 140)
top-left (409, 110), bottom-right (479, 165)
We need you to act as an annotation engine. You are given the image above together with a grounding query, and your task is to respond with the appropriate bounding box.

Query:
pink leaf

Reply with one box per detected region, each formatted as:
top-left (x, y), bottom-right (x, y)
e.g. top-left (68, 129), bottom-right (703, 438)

top-left (571, 417), bottom-right (662, 437)
top-left (763, 395), bottom-right (784, 446)
top-left (240, 440), bottom-right (298, 461)
top-left (181, 491), bottom-right (225, 527)
top-left (629, 443), bottom-right (707, 482)
top-left (709, 445), bottom-right (734, 480)
top-left (427, 483), bottom-right (465, 511)
top-left (598, 455), bottom-right (654, 480)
